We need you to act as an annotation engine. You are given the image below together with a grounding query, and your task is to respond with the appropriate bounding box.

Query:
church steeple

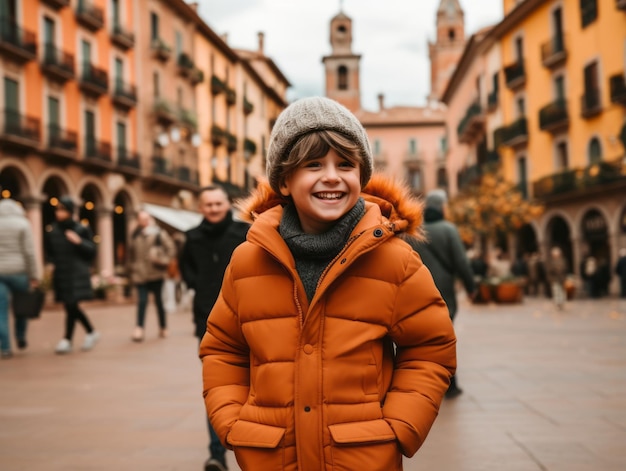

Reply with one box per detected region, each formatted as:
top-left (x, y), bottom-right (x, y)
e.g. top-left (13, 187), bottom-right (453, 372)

top-left (428, 0), bottom-right (466, 100)
top-left (322, 9), bottom-right (362, 112)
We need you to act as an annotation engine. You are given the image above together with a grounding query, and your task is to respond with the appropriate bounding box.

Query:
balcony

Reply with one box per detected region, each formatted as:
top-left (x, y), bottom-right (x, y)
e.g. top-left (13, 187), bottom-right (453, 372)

top-left (151, 38), bottom-right (171, 62)
top-left (610, 73), bottom-right (626, 105)
top-left (179, 108), bottom-right (197, 131)
top-left (533, 159), bottom-right (626, 199)
top-left (75, 0), bottom-right (104, 32)
top-left (190, 68), bottom-right (204, 85)
top-left (211, 125), bottom-right (226, 146)
top-left (226, 88), bottom-right (237, 106)
top-left (0, 109), bottom-right (41, 150)
top-left (0, 20), bottom-right (37, 64)
top-left (541, 34), bottom-right (567, 69)
top-left (226, 132), bottom-right (237, 152)
top-left (457, 102), bottom-right (485, 144)
top-left (46, 124), bottom-right (78, 161)
top-left (111, 23), bottom-right (135, 50)
top-left (153, 100), bottom-right (178, 126)
top-left (211, 75), bottom-right (226, 95)
top-left (487, 89), bottom-right (498, 112)
top-left (404, 151), bottom-right (423, 169)
top-left (116, 148), bottom-right (141, 177)
top-left (177, 53), bottom-right (194, 79)
top-left (41, 0), bottom-right (70, 9)
top-left (504, 61), bottom-right (526, 90)
top-left (83, 138), bottom-right (113, 170)
top-left (581, 88), bottom-right (602, 118)
top-left (538, 99), bottom-right (569, 134)
top-left (79, 62), bottom-right (108, 97)
top-left (176, 166), bottom-right (199, 185)
top-left (243, 138), bottom-right (257, 157)
top-left (373, 152), bottom-right (388, 170)
top-left (618, 0), bottom-right (626, 11)
top-left (243, 97), bottom-right (254, 115)
top-left (144, 157), bottom-right (199, 191)
top-left (112, 79), bottom-right (138, 110)
top-left (494, 117), bottom-right (528, 149)
top-left (41, 43), bottom-right (75, 83)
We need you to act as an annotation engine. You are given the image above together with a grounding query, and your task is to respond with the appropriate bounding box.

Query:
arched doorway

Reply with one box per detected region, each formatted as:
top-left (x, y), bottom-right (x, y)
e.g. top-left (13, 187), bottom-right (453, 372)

top-left (0, 165), bottom-right (28, 202)
top-left (516, 223), bottom-right (538, 256)
top-left (79, 184), bottom-right (103, 237)
top-left (112, 191), bottom-right (132, 273)
top-left (581, 208), bottom-right (610, 262)
top-left (546, 215), bottom-right (573, 272)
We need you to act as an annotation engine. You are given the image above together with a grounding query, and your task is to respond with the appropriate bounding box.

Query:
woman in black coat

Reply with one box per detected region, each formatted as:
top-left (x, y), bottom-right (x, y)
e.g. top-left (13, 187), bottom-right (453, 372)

top-left (45, 196), bottom-right (100, 354)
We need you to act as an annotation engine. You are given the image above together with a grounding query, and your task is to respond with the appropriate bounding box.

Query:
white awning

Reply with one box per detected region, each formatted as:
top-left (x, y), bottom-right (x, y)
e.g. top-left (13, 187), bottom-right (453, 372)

top-left (143, 203), bottom-right (203, 232)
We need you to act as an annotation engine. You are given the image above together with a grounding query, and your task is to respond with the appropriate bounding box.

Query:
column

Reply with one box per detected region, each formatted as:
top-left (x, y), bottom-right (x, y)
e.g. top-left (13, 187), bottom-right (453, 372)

top-left (96, 207), bottom-right (115, 279)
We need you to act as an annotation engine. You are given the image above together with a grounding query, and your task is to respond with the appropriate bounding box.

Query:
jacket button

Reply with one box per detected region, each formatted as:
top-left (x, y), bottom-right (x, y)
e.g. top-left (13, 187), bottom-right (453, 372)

top-left (374, 228), bottom-right (384, 237)
top-left (304, 406), bottom-right (311, 412)
top-left (303, 344), bottom-right (314, 354)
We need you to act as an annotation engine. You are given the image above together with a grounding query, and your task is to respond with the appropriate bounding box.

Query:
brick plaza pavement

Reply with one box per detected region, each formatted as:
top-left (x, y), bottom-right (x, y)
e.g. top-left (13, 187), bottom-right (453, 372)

top-left (1, 295), bottom-right (625, 470)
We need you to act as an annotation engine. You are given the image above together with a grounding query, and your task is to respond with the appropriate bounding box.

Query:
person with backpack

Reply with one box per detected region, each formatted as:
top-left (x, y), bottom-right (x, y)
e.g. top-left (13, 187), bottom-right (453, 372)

top-left (128, 210), bottom-right (176, 342)
top-left (406, 189), bottom-right (476, 398)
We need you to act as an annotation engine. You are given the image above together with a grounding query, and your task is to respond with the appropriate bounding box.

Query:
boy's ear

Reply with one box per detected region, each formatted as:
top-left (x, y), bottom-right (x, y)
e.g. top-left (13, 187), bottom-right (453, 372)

top-left (279, 182), bottom-right (290, 197)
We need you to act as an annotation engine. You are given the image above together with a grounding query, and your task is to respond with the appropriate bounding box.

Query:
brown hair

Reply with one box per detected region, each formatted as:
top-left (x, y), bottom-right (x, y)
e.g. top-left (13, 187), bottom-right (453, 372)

top-left (276, 130), bottom-right (366, 189)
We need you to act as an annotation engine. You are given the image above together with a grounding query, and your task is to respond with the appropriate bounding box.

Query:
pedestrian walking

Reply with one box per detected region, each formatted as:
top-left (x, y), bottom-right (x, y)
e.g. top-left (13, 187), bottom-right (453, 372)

top-left (45, 196), bottom-right (100, 354)
top-left (545, 246), bottom-right (568, 309)
top-left (127, 210), bottom-right (175, 342)
top-left (0, 199), bottom-right (40, 359)
top-left (616, 248), bottom-right (626, 298)
top-left (179, 185), bottom-right (249, 471)
top-left (527, 251), bottom-right (544, 296)
top-left (406, 189), bottom-right (476, 399)
top-left (199, 97), bottom-right (456, 471)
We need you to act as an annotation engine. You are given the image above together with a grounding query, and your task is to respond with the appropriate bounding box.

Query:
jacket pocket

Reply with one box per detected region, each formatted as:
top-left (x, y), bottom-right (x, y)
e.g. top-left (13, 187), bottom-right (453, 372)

top-left (228, 420), bottom-right (286, 470)
top-left (329, 420), bottom-right (401, 471)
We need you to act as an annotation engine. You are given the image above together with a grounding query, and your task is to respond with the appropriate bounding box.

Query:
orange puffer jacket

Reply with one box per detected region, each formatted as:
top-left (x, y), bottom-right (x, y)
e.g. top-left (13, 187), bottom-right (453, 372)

top-left (199, 176), bottom-right (456, 471)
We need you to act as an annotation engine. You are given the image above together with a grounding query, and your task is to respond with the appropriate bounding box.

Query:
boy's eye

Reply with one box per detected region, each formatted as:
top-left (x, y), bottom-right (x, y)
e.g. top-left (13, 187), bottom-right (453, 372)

top-left (339, 160), bottom-right (356, 168)
top-left (303, 161), bottom-right (321, 168)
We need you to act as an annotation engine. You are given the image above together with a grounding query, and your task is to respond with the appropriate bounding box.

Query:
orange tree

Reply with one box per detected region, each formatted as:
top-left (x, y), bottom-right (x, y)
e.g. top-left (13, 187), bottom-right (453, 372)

top-left (447, 171), bottom-right (544, 246)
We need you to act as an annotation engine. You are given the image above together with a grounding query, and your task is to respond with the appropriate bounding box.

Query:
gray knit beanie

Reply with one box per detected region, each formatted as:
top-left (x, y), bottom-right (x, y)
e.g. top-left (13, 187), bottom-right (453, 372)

top-left (266, 97), bottom-right (373, 194)
top-left (425, 189), bottom-right (448, 210)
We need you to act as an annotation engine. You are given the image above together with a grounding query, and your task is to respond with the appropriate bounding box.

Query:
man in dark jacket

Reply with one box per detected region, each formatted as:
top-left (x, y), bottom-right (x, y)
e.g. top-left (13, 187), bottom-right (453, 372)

top-left (409, 189), bottom-right (476, 398)
top-left (179, 185), bottom-right (249, 471)
top-left (45, 196), bottom-right (99, 354)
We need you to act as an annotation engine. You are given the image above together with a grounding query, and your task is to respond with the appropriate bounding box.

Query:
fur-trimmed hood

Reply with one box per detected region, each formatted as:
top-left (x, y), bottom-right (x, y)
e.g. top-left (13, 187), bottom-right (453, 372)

top-left (235, 173), bottom-right (424, 239)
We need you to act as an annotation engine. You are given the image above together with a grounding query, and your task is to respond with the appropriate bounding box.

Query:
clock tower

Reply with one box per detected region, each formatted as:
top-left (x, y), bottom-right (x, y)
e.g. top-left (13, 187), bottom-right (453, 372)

top-left (428, 0), bottom-right (466, 101)
top-left (322, 9), bottom-right (362, 112)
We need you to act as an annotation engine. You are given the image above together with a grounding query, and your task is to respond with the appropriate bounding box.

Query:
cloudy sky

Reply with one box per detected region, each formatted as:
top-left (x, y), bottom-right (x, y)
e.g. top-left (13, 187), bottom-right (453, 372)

top-left (196, 0), bottom-right (503, 111)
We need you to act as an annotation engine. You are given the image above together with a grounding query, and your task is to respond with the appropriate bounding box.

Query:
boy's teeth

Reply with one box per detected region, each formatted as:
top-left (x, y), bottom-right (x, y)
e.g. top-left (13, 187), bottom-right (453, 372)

top-left (317, 193), bottom-right (341, 199)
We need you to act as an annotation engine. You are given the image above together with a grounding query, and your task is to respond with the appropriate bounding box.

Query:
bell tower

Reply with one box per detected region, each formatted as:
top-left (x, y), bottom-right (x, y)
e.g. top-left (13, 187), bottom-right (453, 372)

top-left (322, 8), bottom-right (362, 112)
top-left (428, 0), bottom-right (466, 101)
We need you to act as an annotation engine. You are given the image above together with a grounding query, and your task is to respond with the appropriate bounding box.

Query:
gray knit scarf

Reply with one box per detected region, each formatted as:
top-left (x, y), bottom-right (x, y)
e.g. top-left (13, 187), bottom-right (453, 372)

top-left (279, 198), bottom-right (366, 302)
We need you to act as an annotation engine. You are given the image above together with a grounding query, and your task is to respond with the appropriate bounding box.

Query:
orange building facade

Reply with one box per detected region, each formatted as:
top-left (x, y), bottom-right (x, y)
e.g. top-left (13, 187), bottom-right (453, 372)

top-left (443, 0), bottom-right (626, 291)
top-left (0, 0), bottom-right (288, 286)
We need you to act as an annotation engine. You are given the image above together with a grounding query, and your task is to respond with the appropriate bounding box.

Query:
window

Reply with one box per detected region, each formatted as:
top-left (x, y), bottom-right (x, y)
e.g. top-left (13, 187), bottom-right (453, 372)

top-left (43, 17), bottom-right (55, 61)
top-left (338, 65), bottom-right (348, 90)
top-left (4, 77), bottom-right (18, 112)
top-left (117, 121), bottom-right (126, 156)
top-left (580, 0), bottom-right (598, 28)
top-left (81, 40), bottom-right (91, 77)
top-left (407, 168), bottom-right (422, 191)
top-left (48, 96), bottom-right (59, 137)
top-left (437, 168), bottom-right (448, 188)
top-left (554, 75), bottom-right (565, 100)
top-left (85, 110), bottom-right (96, 153)
top-left (448, 29), bottom-right (455, 41)
top-left (112, 0), bottom-right (120, 27)
top-left (114, 58), bottom-right (123, 90)
top-left (516, 97), bottom-right (525, 117)
top-left (517, 156), bottom-right (528, 199)
top-left (556, 141), bottom-right (569, 170)
top-left (408, 138), bottom-right (418, 156)
top-left (374, 139), bottom-right (381, 156)
top-left (583, 61), bottom-right (600, 113)
top-left (440, 136), bottom-right (448, 153)
top-left (175, 30), bottom-right (182, 58)
top-left (153, 71), bottom-right (159, 98)
top-left (150, 12), bottom-right (159, 41)
top-left (588, 137), bottom-right (602, 164)
top-left (515, 37), bottom-right (524, 62)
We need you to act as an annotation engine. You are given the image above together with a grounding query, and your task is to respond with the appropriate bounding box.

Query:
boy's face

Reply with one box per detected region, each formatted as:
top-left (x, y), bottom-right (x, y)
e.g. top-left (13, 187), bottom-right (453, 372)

top-left (280, 148), bottom-right (361, 234)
